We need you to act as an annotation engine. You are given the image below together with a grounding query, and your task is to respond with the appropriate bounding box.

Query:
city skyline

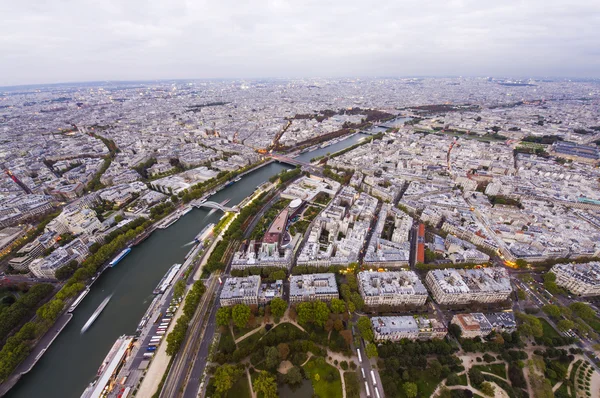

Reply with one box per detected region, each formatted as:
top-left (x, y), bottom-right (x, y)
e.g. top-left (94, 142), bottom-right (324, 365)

top-left (2, 0), bottom-right (600, 86)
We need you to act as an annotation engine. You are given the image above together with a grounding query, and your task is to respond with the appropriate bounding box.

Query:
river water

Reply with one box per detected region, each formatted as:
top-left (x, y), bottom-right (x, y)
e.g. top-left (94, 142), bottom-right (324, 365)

top-left (7, 162), bottom-right (291, 398)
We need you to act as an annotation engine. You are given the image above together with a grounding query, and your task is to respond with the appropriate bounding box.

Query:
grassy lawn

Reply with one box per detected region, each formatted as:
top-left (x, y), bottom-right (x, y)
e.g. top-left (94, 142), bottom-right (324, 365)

top-left (218, 327), bottom-right (236, 351)
top-left (303, 358), bottom-right (343, 398)
top-left (473, 363), bottom-right (507, 379)
top-left (233, 321), bottom-right (262, 340)
top-left (413, 369), bottom-right (443, 398)
top-left (538, 317), bottom-right (561, 339)
top-left (237, 328), bottom-right (264, 351)
top-left (555, 382), bottom-right (569, 398)
top-left (457, 373), bottom-right (468, 386)
top-left (226, 373), bottom-right (251, 398)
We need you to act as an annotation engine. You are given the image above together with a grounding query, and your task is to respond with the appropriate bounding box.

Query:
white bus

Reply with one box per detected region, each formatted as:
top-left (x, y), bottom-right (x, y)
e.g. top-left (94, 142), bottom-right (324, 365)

top-left (143, 353), bottom-right (154, 358)
top-left (370, 370), bottom-right (377, 386)
top-left (374, 387), bottom-right (381, 398)
top-left (361, 368), bottom-right (366, 379)
top-left (365, 382), bottom-right (371, 397)
top-left (357, 349), bottom-right (362, 363)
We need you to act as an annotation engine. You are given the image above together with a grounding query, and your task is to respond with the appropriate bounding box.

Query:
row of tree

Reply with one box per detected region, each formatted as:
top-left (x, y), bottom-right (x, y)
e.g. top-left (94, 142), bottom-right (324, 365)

top-left (165, 280), bottom-right (206, 356)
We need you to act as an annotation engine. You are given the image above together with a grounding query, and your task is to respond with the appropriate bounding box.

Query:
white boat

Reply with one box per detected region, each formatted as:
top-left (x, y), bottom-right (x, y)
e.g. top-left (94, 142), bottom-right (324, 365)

top-left (81, 295), bottom-right (112, 334)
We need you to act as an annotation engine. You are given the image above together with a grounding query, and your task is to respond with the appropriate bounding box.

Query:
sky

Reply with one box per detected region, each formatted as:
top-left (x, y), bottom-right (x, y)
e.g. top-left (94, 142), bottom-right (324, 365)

top-left (1, 0), bottom-right (600, 86)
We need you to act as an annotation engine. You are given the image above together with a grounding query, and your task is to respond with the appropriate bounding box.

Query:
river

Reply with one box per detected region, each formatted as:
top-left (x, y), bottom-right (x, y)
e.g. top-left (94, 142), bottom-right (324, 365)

top-left (7, 162), bottom-right (292, 398)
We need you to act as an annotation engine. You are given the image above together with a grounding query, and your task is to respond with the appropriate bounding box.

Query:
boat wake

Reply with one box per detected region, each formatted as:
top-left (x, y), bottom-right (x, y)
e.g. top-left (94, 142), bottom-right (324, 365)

top-left (81, 294), bottom-right (112, 334)
top-left (181, 241), bottom-right (196, 248)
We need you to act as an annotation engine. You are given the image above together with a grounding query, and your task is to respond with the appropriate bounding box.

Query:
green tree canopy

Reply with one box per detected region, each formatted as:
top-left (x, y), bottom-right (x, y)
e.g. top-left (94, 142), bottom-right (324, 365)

top-left (357, 316), bottom-right (374, 342)
top-left (253, 371), bottom-right (278, 398)
top-left (232, 304), bottom-right (251, 329)
top-left (403, 382), bottom-right (418, 398)
top-left (216, 307), bottom-right (232, 327)
top-left (270, 297), bottom-right (287, 318)
top-left (213, 364), bottom-right (243, 396)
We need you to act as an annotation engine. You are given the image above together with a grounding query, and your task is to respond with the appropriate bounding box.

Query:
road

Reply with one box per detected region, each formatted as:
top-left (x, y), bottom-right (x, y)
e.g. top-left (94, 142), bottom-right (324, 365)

top-left (159, 274), bottom-right (220, 398)
top-left (352, 320), bottom-right (384, 398)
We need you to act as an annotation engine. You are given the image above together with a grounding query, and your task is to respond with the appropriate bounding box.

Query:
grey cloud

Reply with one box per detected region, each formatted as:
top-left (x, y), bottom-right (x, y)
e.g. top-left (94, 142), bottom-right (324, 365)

top-left (0, 0), bottom-right (599, 85)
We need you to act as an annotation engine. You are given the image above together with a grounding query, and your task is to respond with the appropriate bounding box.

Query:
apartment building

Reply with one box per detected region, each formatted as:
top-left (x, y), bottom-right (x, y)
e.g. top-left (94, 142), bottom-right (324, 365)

top-left (426, 267), bottom-right (511, 305)
top-left (289, 273), bottom-right (339, 303)
top-left (551, 262), bottom-right (600, 297)
top-left (358, 271), bottom-right (428, 307)
top-left (371, 316), bottom-right (447, 342)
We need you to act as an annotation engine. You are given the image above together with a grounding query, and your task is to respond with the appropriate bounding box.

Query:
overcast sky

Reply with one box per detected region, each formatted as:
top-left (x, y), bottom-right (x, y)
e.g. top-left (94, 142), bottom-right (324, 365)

top-left (1, 0), bottom-right (599, 86)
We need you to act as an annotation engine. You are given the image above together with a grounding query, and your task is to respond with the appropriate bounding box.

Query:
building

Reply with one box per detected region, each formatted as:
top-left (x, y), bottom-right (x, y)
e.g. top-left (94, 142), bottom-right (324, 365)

top-left (220, 276), bottom-right (261, 306)
top-left (426, 267), bottom-right (512, 305)
top-left (231, 207), bottom-right (293, 269)
top-left (551, 262), bottom-right (600, 297)
top-left (363, 204), bottom-right (412, 268)
top-left (29, 238), bottom-right (89, 278)
top-left (358, 271), bottom-right (428, 307)
top-left (219, 276), bottom-right (283, 306)
top-left (289, 273), bottom-right (338, 303)
top-left (451, 312), bottom-right (517, 338)
top-left (371, 316), bottom-right (447, 342)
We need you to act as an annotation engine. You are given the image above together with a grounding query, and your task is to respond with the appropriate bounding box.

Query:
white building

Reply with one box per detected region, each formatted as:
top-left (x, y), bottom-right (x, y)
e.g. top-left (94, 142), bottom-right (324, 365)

top-left (371, 316), bottom-right (447, 341)
top-left (29, 238), bottom-right (89, 278)
top-left (551, 262), bottom-right (600, 297)
top-left (358, 271), bottom-right (428, 306)
top-left (289, 273), bottom-right (339, 303)
top-left (426, 267), bottom-right (512, 305)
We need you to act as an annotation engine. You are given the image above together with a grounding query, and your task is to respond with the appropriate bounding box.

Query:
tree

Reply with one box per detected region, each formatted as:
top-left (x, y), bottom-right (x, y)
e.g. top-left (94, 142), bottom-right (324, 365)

top-left (365, 342), bottom-right (378, 358)
top-left (448, 323), bottom-right (462, 339)
top-left (285, 366), bottom-right (303, 386)
top-left (296, 302), bottom-right (314, 325)
top-left (517, 290), bottom-right (527, 300)
top-left (333, 319), bottom-right (344, 331)
top-left (216, 307), bottom-right (232, 327)
top-left (277, 343), bottom-right (290, 360)
top-left (313, 301), bottom-right (330, 327)
top-left (357, 316), bottom-right (374, 342)
top-left (350, 292), bottom-right (365, 311)
top-left (469, 368), bottom-right (484, 387)
top-left (515, 259), bottom-right (527, 268)
top-left (330, 298), bottom-right (346, 314)
top-left (213, 364), bottom-right (242, 396)
top-left (430, 359), bottom-right (443, 378)
top-left (269, 270), bottom-right (286, 281)
top-left (173, 280), bottom-right (186, 300)
top-left (403, 382), bottom-right (418, 398)
top-left (542, 304), bottom-right (562, 319)
top-left (446, 373), bottom-right (461, 386)
top-left (270, 297), bottom-right (287, 318)
top-left (253, 371), bottom-right (278, 398)
top-left (557, 319), bottom-right (575, 332)
top-left (232, 304), bottom-right (251, 329)
top-left (480, 382), bottom-right (495, 397)
top-left (340, 329), bottom-right (353, 346)
top-left (264, 346), bottom-right (280, 370)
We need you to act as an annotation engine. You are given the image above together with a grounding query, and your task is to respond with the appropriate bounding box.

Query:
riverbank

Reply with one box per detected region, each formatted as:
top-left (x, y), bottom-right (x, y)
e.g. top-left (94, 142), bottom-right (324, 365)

top-left (0, 313), bottom-right (72, 396)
